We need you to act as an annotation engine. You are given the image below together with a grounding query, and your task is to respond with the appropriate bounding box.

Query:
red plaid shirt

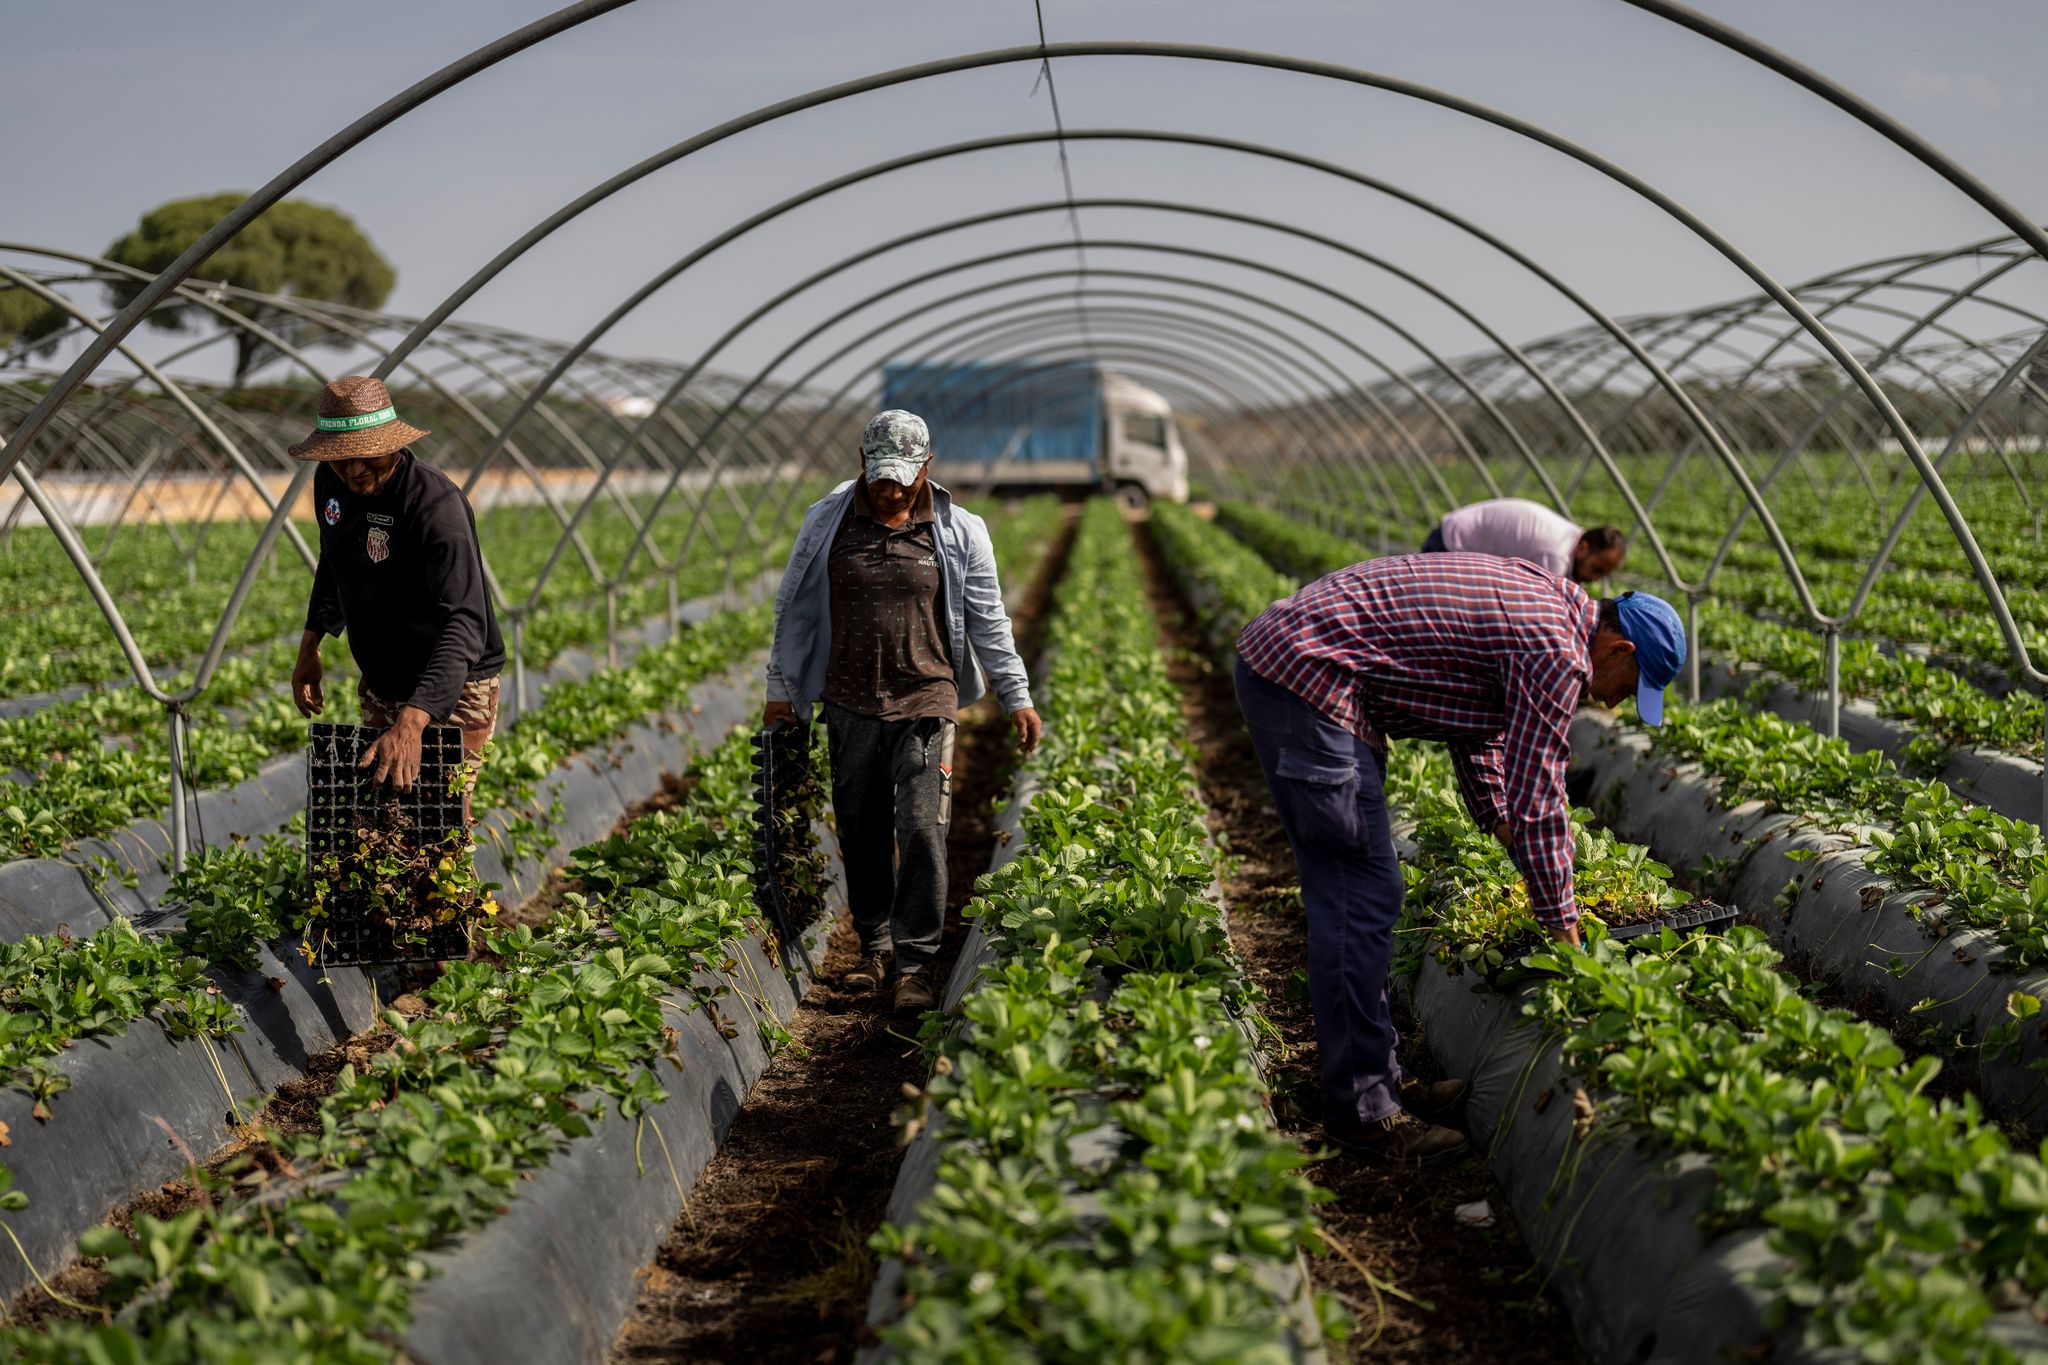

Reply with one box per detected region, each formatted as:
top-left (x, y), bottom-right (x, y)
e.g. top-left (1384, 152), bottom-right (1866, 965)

top-left (1238, 553), bottom-right (1597, 929)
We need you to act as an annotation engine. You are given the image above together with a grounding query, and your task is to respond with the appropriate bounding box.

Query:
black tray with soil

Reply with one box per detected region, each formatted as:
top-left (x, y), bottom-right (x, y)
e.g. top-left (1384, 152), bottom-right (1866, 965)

top-left (751, 721), bottom-right (829, 975)
top-left (306, 721), bottom-right (474, 966)
top-left (1480, 898), bottom-right (1739, 990)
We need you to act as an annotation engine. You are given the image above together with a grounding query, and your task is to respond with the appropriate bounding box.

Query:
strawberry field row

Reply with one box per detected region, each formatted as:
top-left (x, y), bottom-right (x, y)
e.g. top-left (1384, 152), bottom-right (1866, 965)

top-left (865, 500), bottom-right (1338, 1360)
top-left (1153, 500), bottom-right (2048, 1362)
top-left (1, 724), bottom-right (829, 1361)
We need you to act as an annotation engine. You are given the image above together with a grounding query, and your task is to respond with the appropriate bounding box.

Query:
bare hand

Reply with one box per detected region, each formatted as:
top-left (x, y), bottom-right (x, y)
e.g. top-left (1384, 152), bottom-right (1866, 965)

top-left (1011, 707), bottom-right (1043, 754)
top-left (1546, 922), bottom-right (1583, 948)
top-left (763, 700), bottom-right (798, 730)
top-left (360, 707), bottom-right (430, 788)
top-left (292, 639), bottom-right (324, 718)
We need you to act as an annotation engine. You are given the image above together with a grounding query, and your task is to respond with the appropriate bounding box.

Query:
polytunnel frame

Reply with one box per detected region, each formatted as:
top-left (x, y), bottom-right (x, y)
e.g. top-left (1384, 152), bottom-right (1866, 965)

top-left (3, 247), bottom-right (819, 633)
top-left (0, 32), bottom-right (2007, 643)
top-left (1560, 240), bottom-right (2048, 529)
top-left (0, 257), bottom-right (828, 866)
top-left (3, 12), bottom-right (2044, 830)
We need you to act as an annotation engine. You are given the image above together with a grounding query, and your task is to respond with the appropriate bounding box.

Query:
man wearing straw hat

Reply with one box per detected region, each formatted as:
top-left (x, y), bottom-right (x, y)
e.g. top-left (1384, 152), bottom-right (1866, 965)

top-left (288, 376), bottom-right (504, 798)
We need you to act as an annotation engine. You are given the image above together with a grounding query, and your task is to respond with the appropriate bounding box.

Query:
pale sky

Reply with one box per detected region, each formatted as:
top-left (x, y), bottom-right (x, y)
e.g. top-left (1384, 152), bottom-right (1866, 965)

top-left (4, 0), bottom-right (2044, 395)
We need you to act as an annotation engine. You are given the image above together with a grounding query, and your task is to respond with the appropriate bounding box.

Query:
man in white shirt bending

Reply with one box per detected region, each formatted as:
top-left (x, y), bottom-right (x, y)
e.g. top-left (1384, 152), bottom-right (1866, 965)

top-left (1421, 497), bottom-right (1626, 585)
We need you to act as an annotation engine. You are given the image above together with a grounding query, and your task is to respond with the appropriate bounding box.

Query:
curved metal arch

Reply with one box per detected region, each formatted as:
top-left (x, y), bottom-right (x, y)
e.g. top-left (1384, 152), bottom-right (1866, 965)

top-left (0, 267), bottom-right (321, 704)
top-left (894, 302), bottom-right (1392, 521)
top-left (637, 263), bottom-right (1356, 588)
top-left (561, 222), bottom-right (1619, 603)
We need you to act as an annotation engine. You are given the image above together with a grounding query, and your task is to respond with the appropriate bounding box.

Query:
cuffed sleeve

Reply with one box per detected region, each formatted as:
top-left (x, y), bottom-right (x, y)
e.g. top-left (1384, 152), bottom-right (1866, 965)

top-left (1493, 648), bottom-right (1583, 930)
top-left (959, 513), bottom-right (1033, 714)
top-left (1447, 738), bottom-right (1505, 832)
top-left (305, 550), bottom-right (345, 637)
top-left (401, 497), bottom-right (491, 723)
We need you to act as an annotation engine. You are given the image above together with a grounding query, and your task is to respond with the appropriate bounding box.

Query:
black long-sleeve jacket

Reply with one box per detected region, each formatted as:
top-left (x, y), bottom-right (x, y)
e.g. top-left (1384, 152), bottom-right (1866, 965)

top-left (305, 452), bottom-right (504, 722)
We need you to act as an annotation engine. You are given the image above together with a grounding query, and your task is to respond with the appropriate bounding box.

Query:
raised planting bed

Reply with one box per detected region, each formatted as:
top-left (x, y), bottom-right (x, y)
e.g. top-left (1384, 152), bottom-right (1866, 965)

top-left (1568, 703), bottom-right (2048, 1135)
top-left (1, 725), bottom-right (844, 1364)
top-left (1391, 742), bottom-right (2048, 1364)
top-left (0, 595), bottom-right (775, 1310)
top-left (1690, 646), bottom-right (2044, 828)
top-left (858, 502), bottom-right (1336, 1362)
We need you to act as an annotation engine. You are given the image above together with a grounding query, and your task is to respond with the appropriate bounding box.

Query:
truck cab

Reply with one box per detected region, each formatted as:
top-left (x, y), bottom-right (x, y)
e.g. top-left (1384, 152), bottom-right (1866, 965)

top-left (1099, 370), bottom-right (1189, 506)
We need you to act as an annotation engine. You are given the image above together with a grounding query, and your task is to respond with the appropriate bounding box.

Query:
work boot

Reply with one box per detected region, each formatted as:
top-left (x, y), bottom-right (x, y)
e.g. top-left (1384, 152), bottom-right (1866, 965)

top-left (892, 971), bottom-right (936, 1015)
top-left (1398, 1076), bottom-right (1469, 1124)
top-left (1325, 1110), bottom-right (1471, 1167)
top-left (844, 953), bottom-right (890, 993)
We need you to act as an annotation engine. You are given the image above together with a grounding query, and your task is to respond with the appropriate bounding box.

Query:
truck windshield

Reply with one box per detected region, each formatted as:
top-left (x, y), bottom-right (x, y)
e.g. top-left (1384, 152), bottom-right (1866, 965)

top-left (1120, 414), bottom-right (1168, 449)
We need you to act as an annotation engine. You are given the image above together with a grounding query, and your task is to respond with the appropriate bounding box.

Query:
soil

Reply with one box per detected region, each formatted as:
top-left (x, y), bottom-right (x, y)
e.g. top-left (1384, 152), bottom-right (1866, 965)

top-left (605, 505), bottom-right (1079, 1365)
top-left (1128, 514), bottom-right (1582, 1365)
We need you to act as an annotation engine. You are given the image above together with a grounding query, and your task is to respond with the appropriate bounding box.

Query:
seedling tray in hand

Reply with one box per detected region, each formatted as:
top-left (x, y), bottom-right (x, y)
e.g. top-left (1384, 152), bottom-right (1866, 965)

top-left (752, 722), bottom-right (819, 975)
top-left (1604, 899), bottom-right (1740, 945)
top-left (307, 721), bottom-right (470, 966)
top-left (1482, 899), bottom-right (1739, 991)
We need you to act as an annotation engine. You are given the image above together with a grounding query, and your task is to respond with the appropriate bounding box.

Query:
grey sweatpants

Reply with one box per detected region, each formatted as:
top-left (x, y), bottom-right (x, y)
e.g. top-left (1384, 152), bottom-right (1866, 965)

top-left (822, 704), bottom-right (954, 975)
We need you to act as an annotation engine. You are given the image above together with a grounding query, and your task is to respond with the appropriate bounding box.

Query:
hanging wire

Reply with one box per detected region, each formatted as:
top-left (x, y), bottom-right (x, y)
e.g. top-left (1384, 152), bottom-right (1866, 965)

top-left (1029, 0), bottom-right (1094, 357)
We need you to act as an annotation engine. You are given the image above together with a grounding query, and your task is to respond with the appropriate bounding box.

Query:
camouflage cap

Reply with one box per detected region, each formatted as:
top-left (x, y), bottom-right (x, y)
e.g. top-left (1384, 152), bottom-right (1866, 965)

top-left (861, 409), bottom-right (932, 487)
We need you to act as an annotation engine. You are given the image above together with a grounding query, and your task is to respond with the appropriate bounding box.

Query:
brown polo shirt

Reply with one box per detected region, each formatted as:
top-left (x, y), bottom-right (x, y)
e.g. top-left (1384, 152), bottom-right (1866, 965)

top-left (820, 480), bottom-right (957, 720)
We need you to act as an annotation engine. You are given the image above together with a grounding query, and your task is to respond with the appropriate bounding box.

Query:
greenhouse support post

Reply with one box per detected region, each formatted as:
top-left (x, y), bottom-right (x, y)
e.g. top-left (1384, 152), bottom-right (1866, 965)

top-left (2040, 689), bottom-right (2047, 832)
top-left (510, 617), bottom-right (529, 717)
top-left (667, 573), bottom-right (680, 635)
top-left (606, 587), bottom-right (620, 669)
top-left (1823, 626), bottom-right (1841, 739)
top-left (167, 705), bottom-right (189, 875)
top-left (1685, 591), bottom-right (1701, 704)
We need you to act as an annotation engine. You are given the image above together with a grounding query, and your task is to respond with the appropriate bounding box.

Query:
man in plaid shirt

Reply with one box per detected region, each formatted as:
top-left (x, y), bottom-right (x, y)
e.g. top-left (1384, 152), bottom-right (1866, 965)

top-left (1236, 552), bottom-right (1684, 1165)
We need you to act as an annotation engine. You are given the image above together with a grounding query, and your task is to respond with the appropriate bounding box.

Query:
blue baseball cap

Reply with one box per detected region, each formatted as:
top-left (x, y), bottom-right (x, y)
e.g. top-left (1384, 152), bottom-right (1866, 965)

top-left (1612, 590), bottom-right (1686, 726)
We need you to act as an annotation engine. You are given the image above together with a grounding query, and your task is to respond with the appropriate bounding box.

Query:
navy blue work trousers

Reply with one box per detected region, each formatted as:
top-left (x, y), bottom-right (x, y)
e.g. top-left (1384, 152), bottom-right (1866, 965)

top-left (1234, 659), bottom-right (1404, 1125)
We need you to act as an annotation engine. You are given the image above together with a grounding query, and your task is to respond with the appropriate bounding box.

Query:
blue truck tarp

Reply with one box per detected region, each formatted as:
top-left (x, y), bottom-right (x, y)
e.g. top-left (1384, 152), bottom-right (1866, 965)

top-left (881, 362), bottom-right (1102, 468)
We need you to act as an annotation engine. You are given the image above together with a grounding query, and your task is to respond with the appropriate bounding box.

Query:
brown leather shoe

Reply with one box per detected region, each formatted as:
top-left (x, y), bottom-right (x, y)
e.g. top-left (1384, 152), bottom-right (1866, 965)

top-left (1325, 1110), bottom-right (1471, 1167)
top-left (844, 953), bottom-right (890, 993)
top-left (892, 971), bottom-right (936, 1015)
top-left (1398, 1076), bottom-right (1469, 1124)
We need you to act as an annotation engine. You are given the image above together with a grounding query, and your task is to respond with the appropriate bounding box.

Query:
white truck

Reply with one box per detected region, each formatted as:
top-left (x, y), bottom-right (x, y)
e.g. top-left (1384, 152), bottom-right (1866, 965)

top-left (881, 361), bottom-right (1189, 506)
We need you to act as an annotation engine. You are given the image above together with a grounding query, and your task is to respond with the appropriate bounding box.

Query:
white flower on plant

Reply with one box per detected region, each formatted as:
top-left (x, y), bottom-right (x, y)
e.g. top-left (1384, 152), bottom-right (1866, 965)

top-left (969, 1271), bottom-right (997, 1295)
top-left (1233, 1112), bottom-right (1257, 1131)
top-left (1192, 1035), bottom-right (1212, 1052)
top-left (1210, 1253), bottom-right (1239, 1274)
top-left (1208, 1208), bottom-right (1231, 1228)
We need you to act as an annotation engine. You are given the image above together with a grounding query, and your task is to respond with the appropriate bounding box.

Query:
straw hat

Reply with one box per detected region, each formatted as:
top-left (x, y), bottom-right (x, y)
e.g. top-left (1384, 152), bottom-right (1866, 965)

top-left (288, 376), bottom-right (430, 462)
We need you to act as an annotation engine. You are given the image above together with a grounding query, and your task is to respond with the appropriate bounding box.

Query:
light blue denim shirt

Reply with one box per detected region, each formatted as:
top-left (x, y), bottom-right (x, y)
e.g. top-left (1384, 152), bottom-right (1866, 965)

top-left (765, 479), bottom-right (1034, 718)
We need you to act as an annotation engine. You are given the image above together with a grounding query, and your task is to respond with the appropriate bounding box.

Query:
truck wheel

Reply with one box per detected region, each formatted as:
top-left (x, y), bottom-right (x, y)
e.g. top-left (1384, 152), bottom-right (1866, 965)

top-left (1113, 483), bottom-right (1150, 512)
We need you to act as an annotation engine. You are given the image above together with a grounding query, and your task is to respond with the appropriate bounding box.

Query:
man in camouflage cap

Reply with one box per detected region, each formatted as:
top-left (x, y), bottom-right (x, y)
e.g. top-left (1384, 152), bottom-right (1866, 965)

top-left (765, 410), bottom-right (1040, 1013)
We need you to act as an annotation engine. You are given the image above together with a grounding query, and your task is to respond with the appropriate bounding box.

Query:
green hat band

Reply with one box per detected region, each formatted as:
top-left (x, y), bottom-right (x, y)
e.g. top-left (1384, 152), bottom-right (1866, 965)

top-left (316, 405), bottom-right (398, 432)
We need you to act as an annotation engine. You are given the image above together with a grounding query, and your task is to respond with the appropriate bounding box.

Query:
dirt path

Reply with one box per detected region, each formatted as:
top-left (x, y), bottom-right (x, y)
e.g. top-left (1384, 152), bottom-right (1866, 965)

top-left (1128, 515), bottom-right (1581, 1365)
top-left (606, 507), bottom-right (1078, 1365)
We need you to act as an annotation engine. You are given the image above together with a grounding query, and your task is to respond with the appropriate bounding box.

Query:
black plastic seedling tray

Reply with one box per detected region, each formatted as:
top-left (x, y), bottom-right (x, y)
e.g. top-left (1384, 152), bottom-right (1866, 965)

top-left (751, 722), bottom-right (818, 975)
top-left (1604, 899), bottom-right (1740, 944)
top-left (1482, 899), bottom-right (1739, 990)
top-left (307, 721), bottom-right (470, 967)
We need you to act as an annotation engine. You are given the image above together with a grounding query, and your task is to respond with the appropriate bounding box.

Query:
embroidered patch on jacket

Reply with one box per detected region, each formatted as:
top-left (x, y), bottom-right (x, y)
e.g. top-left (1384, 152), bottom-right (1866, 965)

top-left (323, 496), bottom-right (341, 527)
top-left (366, 512), bottom-right (395, 526)
top-left (366, 527), bottom-right (391, 563)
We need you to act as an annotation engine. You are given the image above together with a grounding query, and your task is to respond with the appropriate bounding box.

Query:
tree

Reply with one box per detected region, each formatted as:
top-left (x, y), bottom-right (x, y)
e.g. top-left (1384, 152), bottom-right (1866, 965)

top-left (102, 194), bottom-right (396, 386)
top-left (0, 283), bottom-right (66, 359)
